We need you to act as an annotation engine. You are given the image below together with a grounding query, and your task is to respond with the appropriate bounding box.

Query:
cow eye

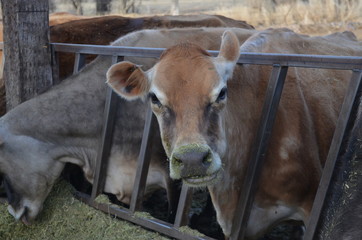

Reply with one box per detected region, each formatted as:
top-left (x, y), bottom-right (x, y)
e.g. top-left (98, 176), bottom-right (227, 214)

top-left (148, 92), bottom-right (162, 107)
top-left (216, 87), bottom-right (227, 102)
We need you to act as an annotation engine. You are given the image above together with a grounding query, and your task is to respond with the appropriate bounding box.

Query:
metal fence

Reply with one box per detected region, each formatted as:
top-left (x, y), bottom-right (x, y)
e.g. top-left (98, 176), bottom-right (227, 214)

top-left (2, 42), bottom-right (362, 239)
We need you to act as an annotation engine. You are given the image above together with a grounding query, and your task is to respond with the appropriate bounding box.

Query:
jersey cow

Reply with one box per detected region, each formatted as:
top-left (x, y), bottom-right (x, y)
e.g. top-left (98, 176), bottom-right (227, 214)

top-left (107, 29), bottom-right (362, 238)
top-left (0, 28), bottom-right (255, 226)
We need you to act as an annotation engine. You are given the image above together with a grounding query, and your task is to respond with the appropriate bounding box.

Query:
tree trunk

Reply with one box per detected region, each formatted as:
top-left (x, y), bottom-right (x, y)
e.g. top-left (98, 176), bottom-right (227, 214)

top-left (1, 0), bottom-right (52, 111)
top-left (170, 0), bottom-right (179, 15)
top-left (71, 0), bottom-right (83, 15)
top-left (96, 0), bottom-right (112, 15)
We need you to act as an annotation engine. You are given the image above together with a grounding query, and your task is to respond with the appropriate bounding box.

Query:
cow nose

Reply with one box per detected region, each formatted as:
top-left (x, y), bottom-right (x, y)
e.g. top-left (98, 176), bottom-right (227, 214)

top-left (171, 145), bottom-right (212, 177)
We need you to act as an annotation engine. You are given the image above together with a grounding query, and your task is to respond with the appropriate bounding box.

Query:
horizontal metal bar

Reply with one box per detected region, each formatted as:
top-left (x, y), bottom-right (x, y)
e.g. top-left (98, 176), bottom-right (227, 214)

top-left (75, 191), bottom-right (215, 240)
top-left (237, 53), bottom-right (362, 70)
top-left (52, 43), bottom-right (163, 59)
top-left (51, 43), bottom-right (362, 70)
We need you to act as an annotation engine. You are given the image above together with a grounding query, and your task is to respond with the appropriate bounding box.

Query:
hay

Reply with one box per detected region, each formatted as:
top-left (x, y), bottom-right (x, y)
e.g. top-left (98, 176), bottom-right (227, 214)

top-left (178, 226), bottom-right (205, 238)
top-left (0, 180), bottom-right (170, 240)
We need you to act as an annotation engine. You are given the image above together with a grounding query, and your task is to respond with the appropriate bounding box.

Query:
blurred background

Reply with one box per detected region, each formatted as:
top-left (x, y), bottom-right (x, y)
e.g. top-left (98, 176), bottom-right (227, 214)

top-left (47, 0), bottom-right (362, 39)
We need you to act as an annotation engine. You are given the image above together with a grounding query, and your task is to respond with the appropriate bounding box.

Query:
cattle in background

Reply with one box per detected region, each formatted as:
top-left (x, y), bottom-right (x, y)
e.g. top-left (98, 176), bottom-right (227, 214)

top-left (107, 29), bottom-right (362, 238)
top-left (49, 14), bottom-right (254, 80)
top-left (0, 14), bottom-right (253, 117)
top-left (0, 28), bottom-right (256, 225)
top-left (49, 12), bottom-right (92, 26)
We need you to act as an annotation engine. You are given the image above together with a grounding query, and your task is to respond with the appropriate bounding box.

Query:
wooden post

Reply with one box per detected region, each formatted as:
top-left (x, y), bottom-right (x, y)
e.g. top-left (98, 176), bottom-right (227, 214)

top-left (1, 0), bottom-right (52, 111)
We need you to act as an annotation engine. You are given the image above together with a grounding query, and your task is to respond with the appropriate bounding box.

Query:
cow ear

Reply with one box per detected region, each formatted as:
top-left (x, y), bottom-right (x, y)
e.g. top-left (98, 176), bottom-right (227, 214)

top-left (106, 61), bottom-right (149, 100)
top-left (213, 30), bottom-right (240, 82)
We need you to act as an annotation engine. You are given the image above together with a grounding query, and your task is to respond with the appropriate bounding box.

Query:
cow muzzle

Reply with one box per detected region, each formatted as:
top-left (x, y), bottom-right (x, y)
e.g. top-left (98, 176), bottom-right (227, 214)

top-left (170, 144), bottom-right (221, 187)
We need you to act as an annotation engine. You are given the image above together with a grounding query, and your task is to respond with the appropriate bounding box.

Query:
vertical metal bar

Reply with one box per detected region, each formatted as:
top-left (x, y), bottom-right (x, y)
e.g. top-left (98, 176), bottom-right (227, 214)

top-left (90, 56), bottom-right (122, 200)
top-left (50, 44), bottom-right (60, 85)
top-left (73, 52), bottom-right (86, 74)
top-left (1, 43), bottom-right (5, 77)
top-left (304, 69), bottom-right (362, 240)
top-left (174, 184), bottom-right (194, 228)
top-left (230, 65), bottom-right (288, 240)
top-left (129, 106), bottom-right (157, 213)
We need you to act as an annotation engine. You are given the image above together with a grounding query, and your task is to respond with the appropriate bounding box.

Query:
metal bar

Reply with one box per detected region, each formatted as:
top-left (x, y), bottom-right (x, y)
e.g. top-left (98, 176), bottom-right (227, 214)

top-left (75, 191), bottom-right (215, 240)
top-left (51, 43), bottom-right (362, 70)
top-left (73, 53), bottom-right (86, 74)
top-left (304, 69), bottom-right (362, 240)
top-left (235, 53), bottom-right (362, 70)
top-left (230, 65), bottom-right (289, 240)
top-left (53, 43), bottom-right (163, 59)
top-left (90, 56), bottom-right (122, 200)
top-left (129, 107), bottom-right (157, 213)
top-left (1, 44), bottom-right (4, 74)
top-left (174, 184), bottom-right (194, 228)
top-left (50, 44), bottom-right (60, 86)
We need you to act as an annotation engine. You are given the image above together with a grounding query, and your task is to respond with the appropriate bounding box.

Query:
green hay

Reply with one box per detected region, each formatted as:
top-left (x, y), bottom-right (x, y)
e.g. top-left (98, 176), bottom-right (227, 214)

top-left (0, 180), bottom-right (170, 240)
top-left (134, 211), bottom-right (155, 220)
top-left (178, 226), bottom-right (205, 238)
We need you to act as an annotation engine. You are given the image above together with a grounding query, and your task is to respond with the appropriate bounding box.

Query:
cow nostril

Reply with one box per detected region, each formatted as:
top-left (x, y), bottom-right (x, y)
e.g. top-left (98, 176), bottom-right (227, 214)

top-left (172, 157), bottom-right (183, 166)
top-left (202, 151), bottom-right (212, 167)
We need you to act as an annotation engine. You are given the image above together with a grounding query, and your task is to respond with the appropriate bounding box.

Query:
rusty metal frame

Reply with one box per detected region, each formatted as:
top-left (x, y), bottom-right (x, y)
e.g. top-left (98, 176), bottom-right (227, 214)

top-left (2, 42), bottom-right (361, 240)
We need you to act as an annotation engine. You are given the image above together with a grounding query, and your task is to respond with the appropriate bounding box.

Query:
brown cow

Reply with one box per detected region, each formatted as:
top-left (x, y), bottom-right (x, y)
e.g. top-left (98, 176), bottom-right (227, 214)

top-left (107, 29), bottom-right (362, 238)
top-left (49, 12), bottom-right (92, 26)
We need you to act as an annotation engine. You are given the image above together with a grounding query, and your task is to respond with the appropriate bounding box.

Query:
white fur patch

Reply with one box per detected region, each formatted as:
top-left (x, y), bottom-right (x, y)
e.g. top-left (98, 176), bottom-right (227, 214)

top-left (7, 205), bottom-right (24, 220)
top-left (210, 81), bottom-right (227, 102)
top-left (149, 84), bottom-right (167, 105)
top-left (279, 136), bottom-right (300, 160)
top-left (212, 58), bottom-right (237, 82)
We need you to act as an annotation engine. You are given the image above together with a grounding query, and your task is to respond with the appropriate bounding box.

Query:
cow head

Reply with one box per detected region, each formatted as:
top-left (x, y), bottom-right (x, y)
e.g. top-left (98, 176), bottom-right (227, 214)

top-left (107, 31), bottom-right (240, 187)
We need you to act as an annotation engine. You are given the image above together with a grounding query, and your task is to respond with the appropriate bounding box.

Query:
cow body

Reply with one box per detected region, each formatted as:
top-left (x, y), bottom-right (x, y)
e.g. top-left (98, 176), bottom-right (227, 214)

top-left (50, 14), bottom-right (254, 79)
top-left (107, 29), bottom-right (362, 238)
top-left (0, 28), bottom-right (255, 224)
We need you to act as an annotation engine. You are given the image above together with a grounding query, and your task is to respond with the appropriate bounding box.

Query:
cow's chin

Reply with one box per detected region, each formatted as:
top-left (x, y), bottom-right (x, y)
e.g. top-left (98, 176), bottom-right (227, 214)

top-left (182, 170), bottom-right (221, 187)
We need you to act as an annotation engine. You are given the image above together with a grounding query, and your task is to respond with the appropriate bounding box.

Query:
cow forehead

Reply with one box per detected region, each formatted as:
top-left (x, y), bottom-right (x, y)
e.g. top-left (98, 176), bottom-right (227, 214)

top-left (151, 45), bottom-right (222, 102)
